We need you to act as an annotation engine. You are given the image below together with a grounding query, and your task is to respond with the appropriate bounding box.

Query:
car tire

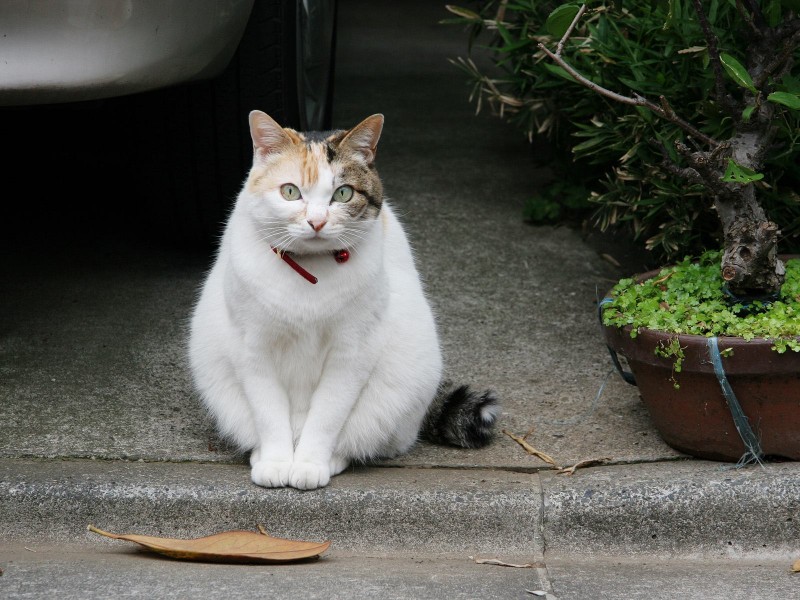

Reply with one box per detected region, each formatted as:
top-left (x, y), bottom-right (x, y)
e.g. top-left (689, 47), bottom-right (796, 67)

top-left (131, 0), bottom-right (338, 247)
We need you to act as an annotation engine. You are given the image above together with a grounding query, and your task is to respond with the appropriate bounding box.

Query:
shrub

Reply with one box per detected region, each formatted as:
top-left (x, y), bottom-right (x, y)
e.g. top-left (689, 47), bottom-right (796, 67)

top-left (446, 0), bottom-right (800, 267)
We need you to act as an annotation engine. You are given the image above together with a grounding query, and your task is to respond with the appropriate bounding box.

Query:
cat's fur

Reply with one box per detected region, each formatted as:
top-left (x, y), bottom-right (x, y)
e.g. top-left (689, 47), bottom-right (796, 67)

top-left (188, 111), bottom-right (498, 490)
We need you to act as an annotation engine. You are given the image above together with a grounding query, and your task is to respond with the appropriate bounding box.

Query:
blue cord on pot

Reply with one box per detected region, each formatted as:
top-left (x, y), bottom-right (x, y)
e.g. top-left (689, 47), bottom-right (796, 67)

top-left (707, 337), bottom-right (765, 468)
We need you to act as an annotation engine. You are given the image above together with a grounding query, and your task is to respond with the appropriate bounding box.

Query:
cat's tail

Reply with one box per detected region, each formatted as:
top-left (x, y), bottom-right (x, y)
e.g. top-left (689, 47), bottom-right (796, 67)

top-left (420, 380), bottom-right (500, 449)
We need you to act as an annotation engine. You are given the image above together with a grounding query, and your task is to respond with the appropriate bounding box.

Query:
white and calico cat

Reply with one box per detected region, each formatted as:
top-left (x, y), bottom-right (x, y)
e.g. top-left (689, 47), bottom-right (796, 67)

top-left (188, 111), bottom-right (498, 490)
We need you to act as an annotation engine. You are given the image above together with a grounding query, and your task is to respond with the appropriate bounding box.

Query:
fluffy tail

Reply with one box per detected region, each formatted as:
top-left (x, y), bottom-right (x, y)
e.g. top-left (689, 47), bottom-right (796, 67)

top-left (420, 380), bottom-right (500, 448)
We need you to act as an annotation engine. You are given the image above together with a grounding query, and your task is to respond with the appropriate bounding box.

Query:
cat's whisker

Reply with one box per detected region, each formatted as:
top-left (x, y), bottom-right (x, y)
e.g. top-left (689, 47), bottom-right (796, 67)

top-left (272, 234), bottom-right (296, 251)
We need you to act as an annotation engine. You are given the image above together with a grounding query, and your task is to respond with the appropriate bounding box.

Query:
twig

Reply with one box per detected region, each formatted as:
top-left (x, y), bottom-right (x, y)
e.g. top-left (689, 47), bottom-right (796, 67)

top-left (735, 0), bottom-right (763, 36)
top-left (472, 557), bottom-right (543, 568)
top-left (690, 0), bottom-right (732, 111)
top-left (555, 3), bottom-right (588, 57)
top-left (502, 429), bottom-right (561, 468)
top-left (521, 426), bottom-right (536, 442)
top-left (495, 0), bottom-right (508, 24)
top-left (756, 28), bottom-right (800, 88)
top-left (556, 457), bottom-right (611, 475)
top-left (538, 43), bottom-right (719, 148)
top-left (740, 0), bottom-right (768, 32)
top-left (650, 137), bottom-right (705, 184)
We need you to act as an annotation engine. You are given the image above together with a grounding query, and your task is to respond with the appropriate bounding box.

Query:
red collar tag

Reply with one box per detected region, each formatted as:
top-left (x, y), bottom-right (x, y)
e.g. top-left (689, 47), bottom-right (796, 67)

top-left (272, 247), bottom-right (350, 284)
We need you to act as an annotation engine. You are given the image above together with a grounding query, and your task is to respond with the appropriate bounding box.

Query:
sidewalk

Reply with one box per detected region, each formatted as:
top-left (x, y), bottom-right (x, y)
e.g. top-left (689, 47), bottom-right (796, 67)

top-left (1, 1), bottom-right (798, 598)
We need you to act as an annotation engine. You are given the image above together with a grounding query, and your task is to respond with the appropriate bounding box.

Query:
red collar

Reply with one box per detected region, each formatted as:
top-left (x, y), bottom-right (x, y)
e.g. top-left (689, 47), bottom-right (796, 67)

top-left (271, 247), bottom-right (350, 284)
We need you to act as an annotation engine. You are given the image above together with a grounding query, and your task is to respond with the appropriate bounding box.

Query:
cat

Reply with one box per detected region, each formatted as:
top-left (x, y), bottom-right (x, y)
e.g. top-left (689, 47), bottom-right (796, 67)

top-left (188, 110), bottom-right (499, 490)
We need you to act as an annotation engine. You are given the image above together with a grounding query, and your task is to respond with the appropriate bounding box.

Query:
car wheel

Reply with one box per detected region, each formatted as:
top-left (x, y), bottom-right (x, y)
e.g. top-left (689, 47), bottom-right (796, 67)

top-left (131, 0), bottom-right (338, 247)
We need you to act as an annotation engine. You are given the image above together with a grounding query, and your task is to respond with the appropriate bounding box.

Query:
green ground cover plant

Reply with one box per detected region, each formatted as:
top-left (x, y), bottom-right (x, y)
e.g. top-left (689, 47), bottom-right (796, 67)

top-left (601, 251), bottom-right (800, 353)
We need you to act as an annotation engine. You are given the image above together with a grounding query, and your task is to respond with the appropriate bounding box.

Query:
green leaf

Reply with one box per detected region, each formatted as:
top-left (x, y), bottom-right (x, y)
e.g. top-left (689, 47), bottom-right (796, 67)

top-left (763, 0), bottom-right (781, 27)
top-left (444, 5), bottom-right (482, 21)
top-left (572, 135), bottom-right (608, 153)
top-left (721, 158), bottom-right (764, 183)
top-left (542, 62), bottom-right (577, 82)
top-left (767, 91), bottom-right (800, 110)
top-left (780, 74), bottom-right (800, 94)
top-left (664, 0), bottom-right (681, 30)
top-left (719, 53), bottom-right (757, 93)
top-left (545, 4), bottom-right (581, 37)
top-left (741, 105), bottom-right (755, 122)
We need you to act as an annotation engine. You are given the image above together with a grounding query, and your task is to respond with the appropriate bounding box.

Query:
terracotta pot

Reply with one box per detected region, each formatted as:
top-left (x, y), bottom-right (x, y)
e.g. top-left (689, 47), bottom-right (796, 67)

top-left (602, 268), bottom-right (800, 462)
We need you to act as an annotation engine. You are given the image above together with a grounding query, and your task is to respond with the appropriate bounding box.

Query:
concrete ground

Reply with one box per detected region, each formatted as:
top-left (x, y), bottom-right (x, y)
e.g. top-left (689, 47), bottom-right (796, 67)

top-left (1, 1), bottom-right (798, 598)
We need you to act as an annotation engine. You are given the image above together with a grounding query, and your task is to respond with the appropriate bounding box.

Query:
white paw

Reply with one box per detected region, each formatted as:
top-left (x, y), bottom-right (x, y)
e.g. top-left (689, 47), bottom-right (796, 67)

top-left (250, 460), bottom-right (292, 488)
top-left (289, 461), bottom-right (331, 490)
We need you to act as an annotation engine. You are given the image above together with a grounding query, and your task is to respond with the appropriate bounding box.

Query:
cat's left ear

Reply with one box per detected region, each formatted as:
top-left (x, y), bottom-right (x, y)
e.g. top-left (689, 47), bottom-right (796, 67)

top-left (339, 114), bottom-right (384, 165)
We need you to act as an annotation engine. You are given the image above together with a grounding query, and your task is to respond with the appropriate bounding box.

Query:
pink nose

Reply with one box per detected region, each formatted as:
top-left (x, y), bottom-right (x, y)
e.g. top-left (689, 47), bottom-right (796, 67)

top-left (308, 219), bottom-right (326, 232)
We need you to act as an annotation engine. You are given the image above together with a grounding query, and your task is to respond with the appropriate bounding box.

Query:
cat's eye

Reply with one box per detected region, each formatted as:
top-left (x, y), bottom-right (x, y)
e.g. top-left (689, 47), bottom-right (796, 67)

top-left (333, 185), bottom-right (354, 203)
top-left (280, 183), bottom-right (302, 201)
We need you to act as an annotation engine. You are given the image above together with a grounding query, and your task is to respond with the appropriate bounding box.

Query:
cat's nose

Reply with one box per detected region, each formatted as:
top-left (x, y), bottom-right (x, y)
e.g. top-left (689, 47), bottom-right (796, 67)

top-left (307, 218), bottom-right (327, 232)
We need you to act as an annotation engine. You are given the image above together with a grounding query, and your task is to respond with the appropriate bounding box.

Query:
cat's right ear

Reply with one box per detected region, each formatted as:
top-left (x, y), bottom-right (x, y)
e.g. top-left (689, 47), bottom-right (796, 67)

top-left (249, 111), bottom-right (297, 161)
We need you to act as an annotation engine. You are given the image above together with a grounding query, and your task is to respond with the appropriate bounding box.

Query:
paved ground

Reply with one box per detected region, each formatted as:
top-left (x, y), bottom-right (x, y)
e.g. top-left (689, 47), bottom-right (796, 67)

top-left (1, 1), bottom-right (798, 598)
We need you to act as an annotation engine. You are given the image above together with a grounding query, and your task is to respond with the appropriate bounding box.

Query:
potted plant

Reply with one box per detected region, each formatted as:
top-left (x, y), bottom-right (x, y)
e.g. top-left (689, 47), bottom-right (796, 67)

top-left (446, 1), bottom-right (800, 463)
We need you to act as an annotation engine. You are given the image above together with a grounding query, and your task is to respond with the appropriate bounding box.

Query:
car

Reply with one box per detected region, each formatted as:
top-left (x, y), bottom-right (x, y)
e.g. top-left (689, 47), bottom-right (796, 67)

top-left (0, 0), bottom-right (338, 244)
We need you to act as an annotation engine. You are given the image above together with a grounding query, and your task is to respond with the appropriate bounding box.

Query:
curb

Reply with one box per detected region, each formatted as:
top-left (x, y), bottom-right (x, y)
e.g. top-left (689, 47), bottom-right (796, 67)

top-left (2, 458), bottom-right (798, 560)
top-left (0, 459), bottom-right (541, 557)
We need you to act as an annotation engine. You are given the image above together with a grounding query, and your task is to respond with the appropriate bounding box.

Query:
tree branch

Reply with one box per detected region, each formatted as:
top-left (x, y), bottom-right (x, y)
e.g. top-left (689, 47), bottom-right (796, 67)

top-left (735, 0), bottom-right (766, 36)
top-left (755, 27), bottom-right (800, 88)
top-left (740, 0), bottom-right (768, 32)
top-left (649, 138), bottom-right (704, 184)
top-left (690, 0), bottom-right (734, 112)
top-left (538, 43), bottom-right (719, 147)
top-left (555, 3), bottom-right (588, 57)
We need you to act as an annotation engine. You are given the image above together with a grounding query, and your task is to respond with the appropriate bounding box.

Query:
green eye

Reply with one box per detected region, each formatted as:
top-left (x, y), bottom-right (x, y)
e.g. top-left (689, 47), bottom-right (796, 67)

top-left (333, 185), bottom-right (354, 203)
top-left (280, 183), bottom-right (302, 201)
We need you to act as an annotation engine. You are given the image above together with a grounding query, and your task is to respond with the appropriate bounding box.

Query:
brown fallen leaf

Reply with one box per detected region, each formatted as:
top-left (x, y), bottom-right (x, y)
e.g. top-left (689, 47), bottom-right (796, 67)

top-left (503, 429), bottom-right (561, 469)
top-left (88, 524), bottom-right (330, 564)
top-left (792, 558), bottom-right (800, 573)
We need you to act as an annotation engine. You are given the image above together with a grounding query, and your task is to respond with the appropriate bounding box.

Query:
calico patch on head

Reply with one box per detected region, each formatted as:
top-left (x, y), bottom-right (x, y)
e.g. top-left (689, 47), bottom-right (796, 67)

top-left (244, 111), bottom-right (385, 255)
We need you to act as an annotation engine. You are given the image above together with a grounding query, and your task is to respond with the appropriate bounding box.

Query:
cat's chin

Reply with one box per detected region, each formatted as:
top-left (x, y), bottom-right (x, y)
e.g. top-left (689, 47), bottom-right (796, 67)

top-left (290, 238), bottom-right (343, 255)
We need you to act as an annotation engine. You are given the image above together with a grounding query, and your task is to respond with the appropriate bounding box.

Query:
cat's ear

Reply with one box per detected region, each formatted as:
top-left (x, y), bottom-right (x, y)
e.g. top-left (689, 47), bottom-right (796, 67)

top-left (249, 110), bottom-right (299, 161)
top-left (339, 114), bottom-right (384, 165)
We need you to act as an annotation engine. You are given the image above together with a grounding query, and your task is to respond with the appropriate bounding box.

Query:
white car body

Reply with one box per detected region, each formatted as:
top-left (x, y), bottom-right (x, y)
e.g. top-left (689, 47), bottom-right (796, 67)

top-left (0, 0), bottom-right (255, 105)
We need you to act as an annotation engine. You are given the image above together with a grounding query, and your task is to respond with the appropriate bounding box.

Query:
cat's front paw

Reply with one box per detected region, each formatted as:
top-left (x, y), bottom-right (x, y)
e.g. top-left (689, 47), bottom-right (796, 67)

top-left (289, 461), bottom-right (332, 490)
top-left (251, 460), bottom-right (293, 488)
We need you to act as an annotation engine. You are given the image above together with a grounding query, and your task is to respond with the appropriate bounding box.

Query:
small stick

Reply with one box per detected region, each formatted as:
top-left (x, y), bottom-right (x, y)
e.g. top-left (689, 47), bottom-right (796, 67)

top-left (556, 457), bottom-right (611, 475)
top-left (555, 3), bottom-right (588, 57)
top-left (503, 429), bottom-right (561, 468)
top-left (472, 557), bottom-right (542, 568)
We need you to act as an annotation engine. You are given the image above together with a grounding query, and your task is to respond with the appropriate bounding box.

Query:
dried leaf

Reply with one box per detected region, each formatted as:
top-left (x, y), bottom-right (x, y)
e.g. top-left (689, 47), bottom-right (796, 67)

top-left (88, 524), bottom-right (330, 564)
top-left (503, 429), bottom-right (561, 468)
top-left (601, 253), bottom-right (621, 267)
top-left (792, 558), bottom-right (800, 573)
top-left (472, 556), bottom-right (543, 568)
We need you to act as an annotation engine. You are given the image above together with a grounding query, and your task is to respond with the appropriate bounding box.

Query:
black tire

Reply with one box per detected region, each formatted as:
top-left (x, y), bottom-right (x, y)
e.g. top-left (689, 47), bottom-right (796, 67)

top-left (0, 1), bottom-right (337, 248)
top-left (130, 0), bottom-right (338, 247)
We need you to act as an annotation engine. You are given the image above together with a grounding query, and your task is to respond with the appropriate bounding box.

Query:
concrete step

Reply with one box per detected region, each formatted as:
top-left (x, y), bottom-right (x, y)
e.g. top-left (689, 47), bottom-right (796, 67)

top-left (2, 458), bottom-right (798, 560)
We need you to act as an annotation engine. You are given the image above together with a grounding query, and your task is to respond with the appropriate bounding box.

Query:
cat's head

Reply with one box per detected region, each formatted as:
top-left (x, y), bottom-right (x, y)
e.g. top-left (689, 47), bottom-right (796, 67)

top-left (240, 111), bottom-right (385, 255)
